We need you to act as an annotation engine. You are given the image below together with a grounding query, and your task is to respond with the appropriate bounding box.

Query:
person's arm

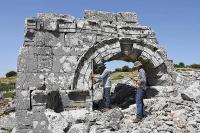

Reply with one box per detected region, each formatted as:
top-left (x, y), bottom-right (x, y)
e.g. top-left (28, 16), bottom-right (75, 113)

top-left (100, 69), bottom-right (110, 79)
top-left (92, 74), bottom-right (102, 80)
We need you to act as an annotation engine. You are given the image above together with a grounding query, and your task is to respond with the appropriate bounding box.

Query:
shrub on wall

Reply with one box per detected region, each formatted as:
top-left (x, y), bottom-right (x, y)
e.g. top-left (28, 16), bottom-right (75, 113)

top-left (6, 71), bottom-right (17, 77)
top-left (190, 64), bottom-right (200, 69)
top-left (0, 83), bottom-right (16, 91)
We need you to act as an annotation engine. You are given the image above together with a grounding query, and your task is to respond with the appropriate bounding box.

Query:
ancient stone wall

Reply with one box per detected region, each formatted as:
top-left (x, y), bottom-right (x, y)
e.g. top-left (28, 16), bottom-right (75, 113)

top-left (16, 10), bottom-right (174, 132)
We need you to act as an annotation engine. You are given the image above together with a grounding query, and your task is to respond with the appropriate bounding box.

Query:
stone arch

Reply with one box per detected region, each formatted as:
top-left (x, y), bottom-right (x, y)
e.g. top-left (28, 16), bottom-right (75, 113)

top-left (73, 37), bottom-right (168, 90)
top-left (16, 10), bottom-right (175, 132)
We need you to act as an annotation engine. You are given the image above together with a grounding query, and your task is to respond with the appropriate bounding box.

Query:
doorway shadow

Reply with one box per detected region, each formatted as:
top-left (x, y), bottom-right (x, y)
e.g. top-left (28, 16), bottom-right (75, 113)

top-left (93, 83), bottom-right (159, 110)
top-left (93, 83), bottom-right (136, 110)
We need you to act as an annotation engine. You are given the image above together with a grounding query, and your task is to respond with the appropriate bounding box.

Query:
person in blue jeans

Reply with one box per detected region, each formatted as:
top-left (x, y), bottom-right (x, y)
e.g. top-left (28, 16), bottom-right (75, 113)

top-left (132, 61), bottom-right (147, 123)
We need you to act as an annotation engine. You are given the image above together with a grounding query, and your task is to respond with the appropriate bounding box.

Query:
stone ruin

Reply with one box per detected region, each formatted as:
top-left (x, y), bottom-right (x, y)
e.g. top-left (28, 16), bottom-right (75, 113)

top-left (16, 10), bottom-right (175, 132)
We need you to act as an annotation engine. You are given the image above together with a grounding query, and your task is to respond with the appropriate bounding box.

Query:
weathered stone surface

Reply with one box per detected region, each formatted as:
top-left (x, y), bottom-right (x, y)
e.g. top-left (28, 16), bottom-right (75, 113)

top-left (96, 108), bottom-right (123, 131)
top-left (84, 10), bottom-right (117, 22)
top-left (31, 90), bottom-right (47, 106)
top-left (16, 10), bottom-right (175, 132)
top-left (15, 110), bottom-right (33, 130)
top-left (0, 113), bottom-right (16, 130)
top-left (116, 12), bottom-right (138, 23)
top-left (181, 81), bottom-right (200, 102)
top-left (68, 123), bottom-right (89, 133)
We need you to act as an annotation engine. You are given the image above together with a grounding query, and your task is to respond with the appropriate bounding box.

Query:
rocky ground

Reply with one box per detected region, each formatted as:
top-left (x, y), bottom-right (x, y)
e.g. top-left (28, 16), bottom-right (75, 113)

top-left (1, 69), bottom-right (200, 133)
top-left (0, 97), bottom-right (15, 133)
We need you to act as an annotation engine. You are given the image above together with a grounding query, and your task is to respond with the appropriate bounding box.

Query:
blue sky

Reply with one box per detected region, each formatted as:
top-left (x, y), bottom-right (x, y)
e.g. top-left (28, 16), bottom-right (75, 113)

top-left (0, 0), bottom-right (200, 76)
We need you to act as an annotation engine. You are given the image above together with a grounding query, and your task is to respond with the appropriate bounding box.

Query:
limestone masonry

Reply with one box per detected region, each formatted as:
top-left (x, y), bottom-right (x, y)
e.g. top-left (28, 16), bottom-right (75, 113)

top-left (16, 10), bottom-right (175, 132)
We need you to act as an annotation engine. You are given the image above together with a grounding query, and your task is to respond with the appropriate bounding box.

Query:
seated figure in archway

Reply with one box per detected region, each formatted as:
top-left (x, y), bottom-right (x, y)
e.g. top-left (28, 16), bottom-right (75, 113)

top-left (132, 61), bottom-right (147, 123)
top-left (92, 66), bottom-right (112, 109)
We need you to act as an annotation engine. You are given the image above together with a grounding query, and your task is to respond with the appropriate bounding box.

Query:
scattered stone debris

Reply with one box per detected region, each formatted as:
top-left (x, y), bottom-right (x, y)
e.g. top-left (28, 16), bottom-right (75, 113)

top-left (0, 69), bottom-right (199, 132)
top-left (12, 10), bottom-right (200, 132)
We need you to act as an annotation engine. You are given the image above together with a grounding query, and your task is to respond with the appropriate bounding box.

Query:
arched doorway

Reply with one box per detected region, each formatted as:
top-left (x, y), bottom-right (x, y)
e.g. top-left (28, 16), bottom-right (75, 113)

top-left (72, 37), bottom-right (170, 91)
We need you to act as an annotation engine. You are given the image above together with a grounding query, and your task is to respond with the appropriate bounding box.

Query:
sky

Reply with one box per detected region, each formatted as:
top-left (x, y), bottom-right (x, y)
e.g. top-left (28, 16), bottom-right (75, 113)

top-left (0, 0), bottom-right (200, 76)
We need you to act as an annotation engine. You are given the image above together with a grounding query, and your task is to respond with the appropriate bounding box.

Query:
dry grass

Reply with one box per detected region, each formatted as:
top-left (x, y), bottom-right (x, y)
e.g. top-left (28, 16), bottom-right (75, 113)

top-left (176, 67), bottom-right (200, 71)
top-left (111, 71), bottom-right (137, 80)
top-left (0, 76), bottom-right (16, 84)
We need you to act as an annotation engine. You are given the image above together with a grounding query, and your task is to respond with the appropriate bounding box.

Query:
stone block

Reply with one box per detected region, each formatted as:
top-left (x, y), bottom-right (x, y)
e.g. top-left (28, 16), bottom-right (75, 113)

top-left (67, 90), bottom-right (90, 101)
top-left (17, 47), bottom-right (38, 73)
top-left (16, 72), bottom-right (47, 90)
top-left (68, 123), bottom-right (89, 133)
top-left (33, 31), bottom-right (54, 46)
top-left (147, 86), bottom-right (175, 98)
top-left (181, 81), bottom-right (200, 102)
top-left (37, 13), bottom-right (75, 23)
top-left (117, 12), bottom-right (138, 23)
top-left (84, 10), bottom-right (117, 22)
top-left (60, 91), bottom-right (71, 108)
top-left (15, 98), bottom-right (30, 110)
top-left (46, 91), bottom-right (64, 113)
top-left (15, 129), bottom-right (34, 133)
top-left (52, 56), bottom-right (75, 73)
top-left (65, 33), bottom-right (80, 46)
top-left (33, 31), bottom-right (64, 47)
top-left (80, 20), bottom-right (102, 32)
top-left (30, 46), bottom-right (53, 56)
top-left (16, 110), bottom-right (33, 130)
top-left (53, 45), bottom-right (74, 56)
top-left (45, 20), bottom-right (58, 31)
top-left (25, 17), bottom-right (37, 30)
top-left (59, 22), bottom-right (76, 29)
top-left (151, 56), bottom-right (160, 68)
top-left (103, 53), bottom-right (115, 61)
top-left (59, 22), bottom-right (76, 33)
top-left (15, 90), bottom-right (31, 110)
top-left (118, 26), bottom-right (142, 35)
top-left (46, 73), bottom-right (72, 90)
top-left (31, 90), bottom-right (47, 106)
top-left (32, 106), bottom-right (50, 131)
top-left (38, 55), bottom-right (53, 72)
top-left (60, 28), bottom-right (76, 33)
top-left (78, 33), bottom-right (97, 47)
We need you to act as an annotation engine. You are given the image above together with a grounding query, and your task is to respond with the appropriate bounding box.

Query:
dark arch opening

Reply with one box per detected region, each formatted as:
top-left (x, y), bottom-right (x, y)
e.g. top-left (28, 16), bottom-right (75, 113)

top-left (92, 60), bottom-right (159, 110)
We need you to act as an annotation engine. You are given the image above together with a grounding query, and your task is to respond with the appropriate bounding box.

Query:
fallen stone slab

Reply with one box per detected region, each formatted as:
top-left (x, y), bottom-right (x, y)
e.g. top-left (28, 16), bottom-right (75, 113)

top-left (4, 107), bottom-right (15, 115)
top-left (96, 108), bottom-right (123, 131)
top-left (0, 112), bottom-right (16, 130)
top-left (181, 81), bottom-right (200, 102)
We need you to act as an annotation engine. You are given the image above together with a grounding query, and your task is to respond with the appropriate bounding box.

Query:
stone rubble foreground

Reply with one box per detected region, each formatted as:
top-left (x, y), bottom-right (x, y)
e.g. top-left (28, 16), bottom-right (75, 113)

top-left (0, 69), bottom-right (197, 133)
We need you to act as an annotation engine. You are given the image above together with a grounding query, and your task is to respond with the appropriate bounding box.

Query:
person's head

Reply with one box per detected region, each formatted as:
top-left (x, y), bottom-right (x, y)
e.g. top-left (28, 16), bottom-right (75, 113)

top-left (133, 61), bottom-right (142, 71)
top-left (97, 63), bottom-right (106, 74)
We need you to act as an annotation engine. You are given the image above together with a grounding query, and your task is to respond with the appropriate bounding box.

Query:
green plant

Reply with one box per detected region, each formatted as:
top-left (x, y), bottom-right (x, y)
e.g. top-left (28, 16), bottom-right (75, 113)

top-left (179, 62), bottom-right (185, 68)
top-left (112, 74), bottom-right (124, 80)
top-left (174, 62), bottom-right (185, 68)
top-left (190, 64), bottom-right (200, 69)
top-left (3, 92), bottom-right (16, 98)
top-left (122, 66), bottom-right (130, 72)
top-left (0, 83), bottom-right (16, 91)
top-left (6, 71), bottom-right (17, 77)
top-left (115, 68), bottom-right (122, 72)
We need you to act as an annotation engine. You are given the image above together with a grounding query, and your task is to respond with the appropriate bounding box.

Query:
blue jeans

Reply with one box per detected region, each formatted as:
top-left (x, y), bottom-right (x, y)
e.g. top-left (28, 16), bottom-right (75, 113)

top-left (103, 87), bottom-right (111, 108)
top-left (136, 88), bottom-right (145, 117)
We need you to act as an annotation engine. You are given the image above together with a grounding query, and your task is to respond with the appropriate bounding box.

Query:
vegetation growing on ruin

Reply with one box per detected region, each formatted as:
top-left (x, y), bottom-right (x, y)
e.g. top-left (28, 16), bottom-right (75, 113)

top-left (0, 75), bottom-right (16, 92)
top-left (174, 62), bottom-right (200, 69)
top-left (3, 91), bottom-right (16, 98)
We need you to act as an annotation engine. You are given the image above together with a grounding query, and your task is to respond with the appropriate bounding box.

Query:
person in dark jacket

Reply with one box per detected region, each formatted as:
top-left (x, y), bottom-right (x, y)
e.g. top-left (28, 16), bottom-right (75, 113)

top-left (132, 61), bottom-right (147, 123)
